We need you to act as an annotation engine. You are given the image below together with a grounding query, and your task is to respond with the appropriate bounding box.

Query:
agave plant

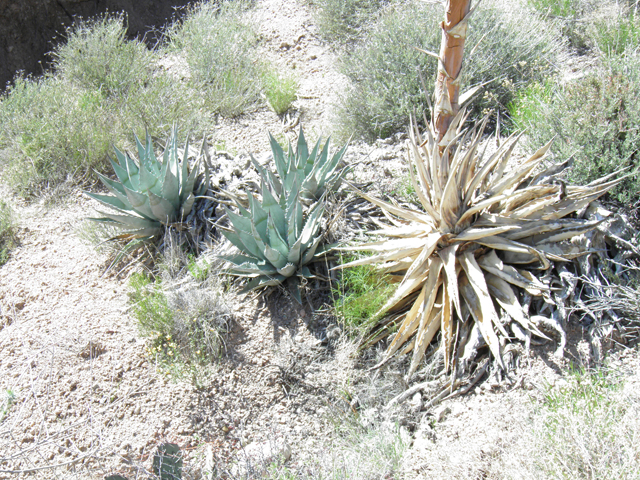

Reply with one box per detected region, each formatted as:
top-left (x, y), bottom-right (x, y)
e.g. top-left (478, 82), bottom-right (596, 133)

top-left (86, 127), bottom-right (210, 244)
top-left (221, 175), bottom-right (327, 303)
top-left (340, 112), bottom-right (624, 377)
top-left (251, 127), bottom-right (348, 202)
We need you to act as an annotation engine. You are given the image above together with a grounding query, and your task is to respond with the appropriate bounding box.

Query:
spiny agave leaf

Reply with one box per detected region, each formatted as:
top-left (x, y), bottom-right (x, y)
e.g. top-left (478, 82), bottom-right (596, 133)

top-left (264, 243), bottom-right (288, 269)
top-left (459, 251), bottom-right (503, 368)
top-left (385, 284), bottom-right (429, 360)
top-left (301, 235), bottom-right (324, 265)
top-left (123, 186), bottom-right (155, 220)
top-left (478, 250), bottom-right (547, 296)
top-left (503, 218), bottom-right (593, 241)
top-left (85, 191), bottom-right (131, 213)
top-left (247, 193), bottom-right (268, 242)
top-left (528, 220), bottom-right (603, 245)
top-left (474, 235), bottom-right (550, 270)
top-left (148, 191), bottom-right (175, 224)
top-left (226, 208), bottom-right (252, 234)
top-left (408, 278), bottom-right (444, 375)
top-left (267, 213), bottom-right (289, 258)
top-left (221, 253), bottom-right (261, 266)
top-left (180, 137), bottom-right (190, 186)
top-left (269, 133), bottom-right (288, 181)
top-left (297, 127), bottom-right (309, 168)
top-left (95, 210), bottom-right (160, 230)
top-left (261, 186), bottom-right (286, 238)
top-left (277, 262), bottom-right (298, 277)
top-left (288, 235), bottom-right (303, 265)
top-left (300, 201), bottom-right (325, 246)
top-left (109, 156), bottom-right (132, 188)
top-left (226, 260), bottom-right (278, 276)
top-left (348, 183), bottom-right (435, 225)
top-left (438, 245), bottom-right (462, 320)
top-left (242, 274), bottom-right (288, 292)
top-left (251, 154), bottom-right (283, 197)
top-left (485, 273), bottom-right (549, 340)
top-left (454, 225), bottom-right (521, 242)
top-left (161, 161), bottom-right (180, 211)
top-left (138, 161), bottom-right (160, 195)
top-left (180, 193), bottom-right (195, 217)
top-left (181, 155), bottom-right (200, 204)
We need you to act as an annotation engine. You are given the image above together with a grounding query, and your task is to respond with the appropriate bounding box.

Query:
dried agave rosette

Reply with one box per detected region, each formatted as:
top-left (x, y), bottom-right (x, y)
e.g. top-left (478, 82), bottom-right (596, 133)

top-left (339, 112), bottom-right (624, 377)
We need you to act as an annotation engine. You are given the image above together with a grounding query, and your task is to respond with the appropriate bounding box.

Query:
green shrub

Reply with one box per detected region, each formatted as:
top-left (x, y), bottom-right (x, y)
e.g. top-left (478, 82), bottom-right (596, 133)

top-left (337, 0), bottom-right (562, 140)
top-left (315, 0), bottom-right (389, 43)
top-left (128, 266), bottom-right (232, 375)
top-left (590, 10), bottom-right (640, 57)
top-left (165, 0), bottom-right (262, 117)
top-left (509, 53), bottom-right (640, 204)
top-left (0, 17), bottom-right (209, 196)
top-left (0, 200), bottom-right (17, 266)
top-left (333, 258), bottom-right (395, 332)
top-left (51, 15), bottom-right (152, 98)
top-left (527, 0), bottom-right (580, 17)
top-left (263, 70), bottom-right (298, 115)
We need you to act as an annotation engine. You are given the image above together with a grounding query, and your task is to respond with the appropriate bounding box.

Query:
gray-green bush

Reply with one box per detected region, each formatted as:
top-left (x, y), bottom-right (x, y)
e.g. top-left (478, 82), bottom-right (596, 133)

top-left (315, 0), bottom-right (389, 43)
top-left (0, 16), bottom-right (208, 196)
top-left (509, 52), bottom-right (640, 205)
top-left (164, 0), bottom-right (263, 117)
top-left (336, 0), bottom-right (563, 140)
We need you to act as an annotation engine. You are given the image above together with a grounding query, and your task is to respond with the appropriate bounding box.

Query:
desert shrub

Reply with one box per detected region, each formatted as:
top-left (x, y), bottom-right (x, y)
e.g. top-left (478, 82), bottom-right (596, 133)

top-left (509, 53), bottom-right (640, 205)
top-left (128, 264), bottom-right (232, 376)
top-left (165, 0), bottom-right (263, 117)
top-left (589, 9), bottom-right (640, 57)
top-left (263, 70), bottom-right (298, 115)
top-left (337, 0), bottom-right (562, 140)
top-left (50, 15), bottom-right (152, 98)
top-left (0, 200), bottom-right (17, 266)
top-left (314, 0), bottom-right (390, 43)
top-left (527, 368), bottom-right (640, 479)
top-left (0, 16), bottom-right (209, 196)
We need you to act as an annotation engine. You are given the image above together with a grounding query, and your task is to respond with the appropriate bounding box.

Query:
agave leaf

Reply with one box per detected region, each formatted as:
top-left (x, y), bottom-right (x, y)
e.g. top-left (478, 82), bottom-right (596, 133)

top-left (385, 283), bottom-right (429, 360)
top-left (267, 213), bottom-right (289, 258)
top-left (221, 253), bottom-right (261, 266)
top-left (277, 262), bottom-right (298, 277)
top-left (247, 193), bottom-right (269, 243)
top-left (474, 235), bottom-right (550, 270)
top-left (301, 235), bottom-right (324, 265)
top-left (95, 210), bottom-right (160, 230)
top-left (459, 251), bottom-right (503, 368)
top-left (297, 127), bottom-right (309, 168)
top-left (161, 162), bottom-right (180, 211)
top-left (269, 133), bottom-right (288, 182)
top-left (409, 297), bottom-right (443, 376)
top-left (454, 225), bottom-right (521, 242)
top-left (182, 157), bottom-right (200, 204)
top-left (438, 245), bottom-right (462, 320)
top-left (86, 190), bottom-right (132, 213)
top-left (288, 236), bottom-right (303, 265)
top-left (264, 243), bottom-right (288, 269)
top-left (109, 156), bottom-right (132, 188)
top-left (180, 193), bottom-right (195, 217)
top-left (226, 208), bottom-right (252, 234)
top-left (148, 191), bottom-right (175, 224)
top-left (123, 186), bottom-right (155, 220)
top-left (241, 274), bottom-right (287, 292)
top-left (261, 185), bottom-right (286, 238)
top-left (485, 273), bottom-right (549, 340)
top-left (478, 250), bottom-right (547, 295)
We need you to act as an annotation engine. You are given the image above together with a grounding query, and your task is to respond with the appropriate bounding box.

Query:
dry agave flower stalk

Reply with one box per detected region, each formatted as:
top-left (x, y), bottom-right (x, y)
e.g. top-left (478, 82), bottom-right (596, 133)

top-left (339, 110), bottom-right (625, 378)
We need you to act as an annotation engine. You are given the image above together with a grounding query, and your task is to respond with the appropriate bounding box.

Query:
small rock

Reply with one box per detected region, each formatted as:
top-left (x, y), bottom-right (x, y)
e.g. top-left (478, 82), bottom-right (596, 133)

top-left (434, 405), bottom-right (451, 423)
top-left (409, 392), bottom-right (423, 412)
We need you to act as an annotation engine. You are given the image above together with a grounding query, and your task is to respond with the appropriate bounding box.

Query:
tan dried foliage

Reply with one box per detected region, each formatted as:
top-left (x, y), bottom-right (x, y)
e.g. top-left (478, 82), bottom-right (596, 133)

top-left (339, 112), bottom-right (624, 377)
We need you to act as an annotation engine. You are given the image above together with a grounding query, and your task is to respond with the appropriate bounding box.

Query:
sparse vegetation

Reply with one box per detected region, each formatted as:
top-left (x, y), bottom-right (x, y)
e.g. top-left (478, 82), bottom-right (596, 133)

top-left (333, 258), bottom-right (395, 332)
top-left (164, 0), bottom-right (263, 117)
top-left (315, 0), bottom-right (389, 43)
top-left (510, 51), bottom-right (640, 204)
top-left (337, 0), bottom-right (562, 140)
top-left (524, 367), bottom-right (640, 480)
top-left (0, 200), bottom-right (17, 266)
top-left (128, 253), bottom-right (232, 376)
top-left (0, 16), bottom-right (207, 196)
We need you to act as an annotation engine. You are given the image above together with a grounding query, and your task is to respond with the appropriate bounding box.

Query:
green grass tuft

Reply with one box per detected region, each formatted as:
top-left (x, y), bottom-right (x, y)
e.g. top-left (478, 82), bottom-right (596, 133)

top-left (263, 70), bottom-right (298, 115)
top-left (333, 257), bottom-right (395, 332)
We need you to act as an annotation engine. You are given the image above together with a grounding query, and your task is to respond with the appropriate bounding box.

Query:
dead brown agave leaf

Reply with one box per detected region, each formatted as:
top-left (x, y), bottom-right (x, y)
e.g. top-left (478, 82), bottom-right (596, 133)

top-left (338, 113), bottom-right (625, 378)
